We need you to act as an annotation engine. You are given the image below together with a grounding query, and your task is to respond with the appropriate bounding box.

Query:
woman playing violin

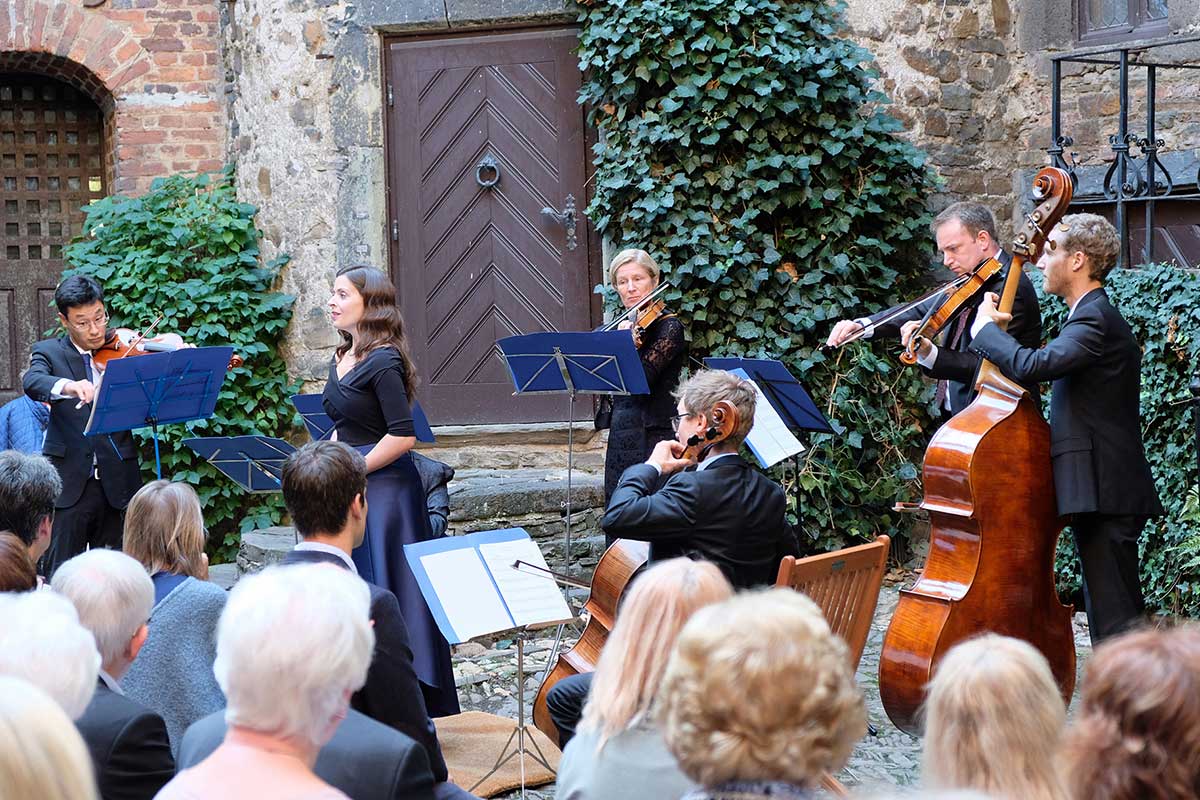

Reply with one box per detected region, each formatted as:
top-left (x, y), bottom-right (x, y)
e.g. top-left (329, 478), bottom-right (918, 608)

top-left (602, 249), bottom-right (687, 508)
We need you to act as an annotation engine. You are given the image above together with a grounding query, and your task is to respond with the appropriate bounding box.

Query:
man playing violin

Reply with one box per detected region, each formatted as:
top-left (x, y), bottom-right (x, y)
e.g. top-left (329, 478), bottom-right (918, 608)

top-left (826, 202), bottom-right (1043, 418)
top-left (22, 275), bottom-right (143, 576)
top-left (601, 369), bottom-right (798, 590)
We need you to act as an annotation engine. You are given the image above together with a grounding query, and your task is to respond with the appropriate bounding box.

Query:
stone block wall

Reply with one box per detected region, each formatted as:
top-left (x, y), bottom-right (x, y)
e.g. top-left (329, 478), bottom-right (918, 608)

top-left (0, 0), bottom-right (226, 195)
top-left (840, 0), bottom-right (1200, 239)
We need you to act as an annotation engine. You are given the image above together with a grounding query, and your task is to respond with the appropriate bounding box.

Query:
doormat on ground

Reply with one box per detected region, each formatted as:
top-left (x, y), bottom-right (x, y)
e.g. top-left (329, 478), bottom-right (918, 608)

top-left (436, 711), bottom-right (561, 797)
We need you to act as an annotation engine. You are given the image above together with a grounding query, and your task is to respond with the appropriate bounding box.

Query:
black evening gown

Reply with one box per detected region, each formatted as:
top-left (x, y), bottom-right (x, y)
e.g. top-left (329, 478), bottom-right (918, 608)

top-left (322, 346), bottom-right (460, 717)
top-left (603, 314), bottom-right (688, 506)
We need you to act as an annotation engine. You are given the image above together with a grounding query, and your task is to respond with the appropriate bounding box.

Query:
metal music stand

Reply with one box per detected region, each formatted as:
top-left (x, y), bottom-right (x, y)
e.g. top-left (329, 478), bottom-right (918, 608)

top-left (182, 435), bottom-right (296, 492)
top-left (85, 347), bottom-right (234, 479)
top-left (497, 331), bottom-right (649, 575)
top-left (291, 394), bottom-right (437, 443)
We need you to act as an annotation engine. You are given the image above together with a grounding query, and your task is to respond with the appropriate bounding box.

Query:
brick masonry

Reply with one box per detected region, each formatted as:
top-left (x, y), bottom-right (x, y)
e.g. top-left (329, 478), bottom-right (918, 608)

top-left (0, 0), bottom-right (226, 195)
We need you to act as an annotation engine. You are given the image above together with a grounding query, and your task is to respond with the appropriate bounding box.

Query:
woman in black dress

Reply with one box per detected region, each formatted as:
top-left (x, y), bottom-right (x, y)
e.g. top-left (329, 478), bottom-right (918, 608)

top-left (323, 265), bottom-right (459, 717)
top-left (603, 249), bottom-right (688, 505)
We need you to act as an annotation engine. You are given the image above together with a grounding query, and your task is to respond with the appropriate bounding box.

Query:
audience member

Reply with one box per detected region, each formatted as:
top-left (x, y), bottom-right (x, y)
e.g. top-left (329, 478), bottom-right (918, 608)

top-left (411, 450), bottom-right (454, 538)
top-left (556, 558), bottom-right (732, 800)
top-left (157, 563), bottom-right (372, 800)
top-left (0, 449), bottom-right (62, 573)
top-left (0, 675), bottom-right (100, 800)
top-left (53, 549), bottom-right (175, 800)
top-left (1061, 625), bottom-right (1200, 800)
top-left (0, 392), bottom-right (49, 454)
top-left (659, 588), bottom-right (866, 799)
top-left (0, 589), bottom-right (100, 719)
top-left (121, 480), bottom-right (226, 752)
top-left (922, 634), bottom-right (1067, 800)
top-left (0, 530), bottom-right (37, 591)
top-left (276, 439), bottom-right (451, 785)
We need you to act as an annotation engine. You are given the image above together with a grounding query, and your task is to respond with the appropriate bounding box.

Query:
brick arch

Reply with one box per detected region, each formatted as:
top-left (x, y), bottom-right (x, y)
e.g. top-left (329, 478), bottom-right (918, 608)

top-left (0, 0), bottom-right (152, 98)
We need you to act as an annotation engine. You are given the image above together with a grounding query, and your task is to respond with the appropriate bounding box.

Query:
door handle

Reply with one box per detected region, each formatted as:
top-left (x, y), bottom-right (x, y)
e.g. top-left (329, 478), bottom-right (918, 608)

top-left (541, 193), bottom-right (577, 251)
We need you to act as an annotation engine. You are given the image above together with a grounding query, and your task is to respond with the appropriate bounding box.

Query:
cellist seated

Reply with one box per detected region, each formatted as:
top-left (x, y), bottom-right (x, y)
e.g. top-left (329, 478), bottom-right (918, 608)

top-left (600, 369), bottom-right (799, 591)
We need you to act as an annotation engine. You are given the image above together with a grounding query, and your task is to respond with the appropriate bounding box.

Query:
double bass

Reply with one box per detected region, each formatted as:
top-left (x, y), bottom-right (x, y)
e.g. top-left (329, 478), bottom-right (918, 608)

top-left (877, 167), bottom-right (1077, 735)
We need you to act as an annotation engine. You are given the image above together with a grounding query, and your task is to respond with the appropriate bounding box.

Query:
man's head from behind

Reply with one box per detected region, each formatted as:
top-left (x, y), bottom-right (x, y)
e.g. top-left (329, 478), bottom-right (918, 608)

top-left (673, 369), bottom-right (757, 451)
top-left (0, 450), bottom-right (62, 563)
top-left (281, 440), bottom-right (368, 546)
top-left (52, 549), bottom-right (153, 681)
top-left (0, 590), bottom-right (101, 719)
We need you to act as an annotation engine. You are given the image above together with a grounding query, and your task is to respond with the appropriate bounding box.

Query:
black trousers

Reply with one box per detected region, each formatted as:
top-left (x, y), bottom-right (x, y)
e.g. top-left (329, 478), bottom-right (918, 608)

top-left (545, 671), bottom-right (593, 746)
top-left (45, 477), bottom-right (125, 578)
top-left (1073, 512), bottom-right (1147, 645)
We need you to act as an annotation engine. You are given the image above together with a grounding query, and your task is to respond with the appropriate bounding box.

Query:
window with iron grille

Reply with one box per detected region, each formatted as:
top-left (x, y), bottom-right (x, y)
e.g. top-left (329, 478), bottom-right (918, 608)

top-left (1078, 0), bottom-right (1169, 44)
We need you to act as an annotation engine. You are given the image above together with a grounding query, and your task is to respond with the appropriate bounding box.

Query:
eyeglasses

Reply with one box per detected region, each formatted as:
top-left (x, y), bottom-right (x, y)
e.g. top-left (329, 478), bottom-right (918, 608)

top-left (66, 312), bottom-right (108, 332)
top-left (670, 413), bottom-right (692, 432)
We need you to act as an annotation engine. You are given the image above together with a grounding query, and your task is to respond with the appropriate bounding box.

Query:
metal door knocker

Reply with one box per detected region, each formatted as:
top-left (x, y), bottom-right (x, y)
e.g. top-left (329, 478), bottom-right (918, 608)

top-left (476, 156), bottom-right (500, 188)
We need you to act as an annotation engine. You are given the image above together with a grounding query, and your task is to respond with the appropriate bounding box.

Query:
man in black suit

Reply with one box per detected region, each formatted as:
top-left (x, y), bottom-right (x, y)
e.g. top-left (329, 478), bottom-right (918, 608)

top-left (280, 440), bottom-right (472, 800)
top-left (601, 368), bottom-right (796, 590)
top-left (970, 213), bottom-right (1163, 644)
top-left (826, 202), bottom-right (1043, 417)
top-left (178, 707), bottom-right (438, 800)
top-left (52, 549), bottom-right (175, 800)
top-left (23, 276), bottom-right (142, 576)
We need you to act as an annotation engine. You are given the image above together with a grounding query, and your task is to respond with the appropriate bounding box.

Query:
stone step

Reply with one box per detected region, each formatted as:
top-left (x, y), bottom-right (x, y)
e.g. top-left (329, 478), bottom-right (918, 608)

top-left (417, 422), bottom-right (607, 473)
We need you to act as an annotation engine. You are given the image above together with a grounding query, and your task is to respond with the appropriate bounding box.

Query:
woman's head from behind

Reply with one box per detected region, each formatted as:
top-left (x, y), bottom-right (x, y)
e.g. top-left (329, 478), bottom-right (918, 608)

top-left (1062, 625), bottom-right (1200, 800)
top-left (0, 676), bottom-right (98, 800)
top-left (922, 634), bottom-right (1066, 800)
top-left (123, 480), bottom-right (206, 579)
top-left (580, 557), bottom-right (732, 746)
top-left (660, 588), bottom-right (866, 789)
top-left (0, 531), bottom-right (37, 591)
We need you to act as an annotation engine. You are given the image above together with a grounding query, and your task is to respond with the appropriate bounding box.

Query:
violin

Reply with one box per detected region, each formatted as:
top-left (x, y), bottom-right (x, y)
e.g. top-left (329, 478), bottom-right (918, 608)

top-left (602, 282), bottom-right (674, 348)
top-left (92, 316), bottom-right (244, 371)
top-left (681, 399), bottom-right (739, 462)
top-left (898, 256), bottom-right (1003, 365)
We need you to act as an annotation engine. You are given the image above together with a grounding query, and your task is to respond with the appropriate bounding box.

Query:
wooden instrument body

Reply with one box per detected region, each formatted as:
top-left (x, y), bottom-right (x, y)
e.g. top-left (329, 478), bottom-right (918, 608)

top-left (899, 257), bottom-right (1002, 365)
top-left (531, 539), bottom-right (649, 746)
top-left (878, 370), bottom-right (1076, 734)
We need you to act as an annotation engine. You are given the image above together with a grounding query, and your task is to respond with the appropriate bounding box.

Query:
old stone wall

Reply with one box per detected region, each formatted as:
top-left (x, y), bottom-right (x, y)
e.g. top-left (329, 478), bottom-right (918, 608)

top-left (840, 0), bottom-right (1200, 241)
top-left (0, 0), bottom-right (226, 194)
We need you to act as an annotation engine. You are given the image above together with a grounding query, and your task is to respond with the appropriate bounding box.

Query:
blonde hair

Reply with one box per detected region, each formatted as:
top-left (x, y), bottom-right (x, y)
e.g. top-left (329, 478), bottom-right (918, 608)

top-left (660, 588), bottom-right (866, 788)
top-left (579, 558), bottom-right (732, 750)
top-left (607, 248), bottom-right (661, 286)
top-left (922, 634), bottom-right (1068, 800)
top-left (1057, 213), bottom-right (1120, 282)
top-left (123, 480), bottom-right (207, 579)
top-left (674, 369), bottom-right (756, 446)
top-left (0, 676), bottom-right (99, 800)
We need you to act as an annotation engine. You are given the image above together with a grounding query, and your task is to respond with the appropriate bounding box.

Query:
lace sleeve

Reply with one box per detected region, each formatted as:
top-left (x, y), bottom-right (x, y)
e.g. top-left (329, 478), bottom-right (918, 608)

top-left (640, 316), bottom-right (686, 386)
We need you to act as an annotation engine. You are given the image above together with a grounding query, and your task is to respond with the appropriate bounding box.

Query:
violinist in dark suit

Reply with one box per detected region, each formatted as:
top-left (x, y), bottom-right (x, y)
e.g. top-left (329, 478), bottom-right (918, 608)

top-left (601, 369), bottom-right (797, 590)
top-left (22, 276), bottom-right (142, 576)
top-left (826, 202), bottom-right (1043, 417)
top-left (970, 213), bottom-right (1163, 644)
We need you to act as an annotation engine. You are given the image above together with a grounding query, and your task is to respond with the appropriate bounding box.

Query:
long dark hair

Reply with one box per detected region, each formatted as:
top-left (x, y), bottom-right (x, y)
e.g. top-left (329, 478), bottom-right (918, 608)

top-left (334, 266), bottom-right (419, 400)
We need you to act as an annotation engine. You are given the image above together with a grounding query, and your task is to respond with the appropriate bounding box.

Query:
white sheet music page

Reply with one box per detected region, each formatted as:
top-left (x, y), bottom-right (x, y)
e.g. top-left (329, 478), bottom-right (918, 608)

top-left (743, 375), bottom-right (806, 469)
top-left (419, 548), bottom-right (514, 642)
top-left (478, 538), bottom-right (572, 628)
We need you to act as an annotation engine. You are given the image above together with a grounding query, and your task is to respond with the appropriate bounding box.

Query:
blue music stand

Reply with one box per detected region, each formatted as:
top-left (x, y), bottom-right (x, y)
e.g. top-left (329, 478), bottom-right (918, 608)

top-left (85, 347), bottom-right (233, 479)
top-left (497, 330), bottom-right (649, 573)
top-left (290, 393), bottom-right (436, 444)
top-left (182, 435), bottom-right (296, 492)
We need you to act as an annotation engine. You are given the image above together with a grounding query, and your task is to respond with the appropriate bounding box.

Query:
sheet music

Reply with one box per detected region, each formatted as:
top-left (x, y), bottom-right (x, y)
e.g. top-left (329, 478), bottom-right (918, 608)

top-left (478, 538), bottom-right (572, 627)
top-left (741, 375), bottom-right (806, 468)
top-left (419, 548), bottom-right (514, 642)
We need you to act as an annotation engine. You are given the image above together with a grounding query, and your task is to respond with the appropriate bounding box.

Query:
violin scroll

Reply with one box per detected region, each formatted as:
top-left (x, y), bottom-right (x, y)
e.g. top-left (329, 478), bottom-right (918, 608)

top-left (682, 399), bottom-right (740, 462)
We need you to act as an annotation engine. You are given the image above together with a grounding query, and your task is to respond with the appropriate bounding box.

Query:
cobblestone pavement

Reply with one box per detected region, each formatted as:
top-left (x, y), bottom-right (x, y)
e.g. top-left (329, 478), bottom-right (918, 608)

top-left (455, 583), bottom-right (1094, 799)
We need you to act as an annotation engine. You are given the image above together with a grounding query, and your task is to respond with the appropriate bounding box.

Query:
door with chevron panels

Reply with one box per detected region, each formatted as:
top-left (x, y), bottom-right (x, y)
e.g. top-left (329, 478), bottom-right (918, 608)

top-left (386, 29), bottom-right (593, 424)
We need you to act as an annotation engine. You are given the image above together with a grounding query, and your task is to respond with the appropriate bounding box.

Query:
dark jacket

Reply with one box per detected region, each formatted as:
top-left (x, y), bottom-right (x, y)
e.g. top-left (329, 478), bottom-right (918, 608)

top-left (22, 335), bottom-right (142, 509)
top-left (970, 288), bottom-right (1163, 517)
top-left (601, 455), bottom-right (795, 589)
top-left (178, 709), bottom-right (437, 800)
top-left (281, 548), bottom-right (449, 782)
top-left (870, 252), bottom-right (1043, 414)
top-left (75, 680), bottom-right (175, 800)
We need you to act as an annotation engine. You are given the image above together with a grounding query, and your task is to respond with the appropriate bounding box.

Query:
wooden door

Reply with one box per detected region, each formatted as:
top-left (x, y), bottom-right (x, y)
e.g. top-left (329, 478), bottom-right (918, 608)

top-left (0, 75), bottom-right (106, 404)
top-left (386, 29), bottom-right (593, 425)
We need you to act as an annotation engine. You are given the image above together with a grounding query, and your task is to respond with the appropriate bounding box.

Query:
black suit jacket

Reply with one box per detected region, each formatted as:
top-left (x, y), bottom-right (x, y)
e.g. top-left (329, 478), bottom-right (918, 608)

top-left (281, 548), bottom-right (448, 782)
top-left (75, 680), bottom-right (175, 800)
top-left (870, 252), bottom-right (1043, 414)
top-left (601, 455), bottom-right (796, 589)
top-left (178, 708), bottom-right (437, 800)
top-left (23, 336), bottom-right (142, 509)
top-left (970, 288), bottom-right (1163, 517)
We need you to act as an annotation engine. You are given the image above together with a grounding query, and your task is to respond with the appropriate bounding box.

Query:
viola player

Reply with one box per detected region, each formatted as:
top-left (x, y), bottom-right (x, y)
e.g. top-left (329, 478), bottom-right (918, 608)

top-left (22, 275), bottom-right (143, 576)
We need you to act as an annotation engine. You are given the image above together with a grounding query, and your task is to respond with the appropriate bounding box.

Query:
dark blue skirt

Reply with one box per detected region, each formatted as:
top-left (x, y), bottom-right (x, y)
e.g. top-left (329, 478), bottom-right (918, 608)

top-left (351, 452), bottom-right (460, 717)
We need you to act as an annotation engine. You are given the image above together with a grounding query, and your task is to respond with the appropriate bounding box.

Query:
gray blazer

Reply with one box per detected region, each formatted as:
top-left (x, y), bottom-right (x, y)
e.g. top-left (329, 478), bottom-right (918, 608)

top-left (556, 723), bottom-right (697, 800)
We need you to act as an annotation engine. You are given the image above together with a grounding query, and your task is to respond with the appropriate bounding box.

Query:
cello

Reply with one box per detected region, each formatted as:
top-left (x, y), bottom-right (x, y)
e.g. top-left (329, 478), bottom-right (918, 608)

top-left (877, 167), bottom-right (1077, 735)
